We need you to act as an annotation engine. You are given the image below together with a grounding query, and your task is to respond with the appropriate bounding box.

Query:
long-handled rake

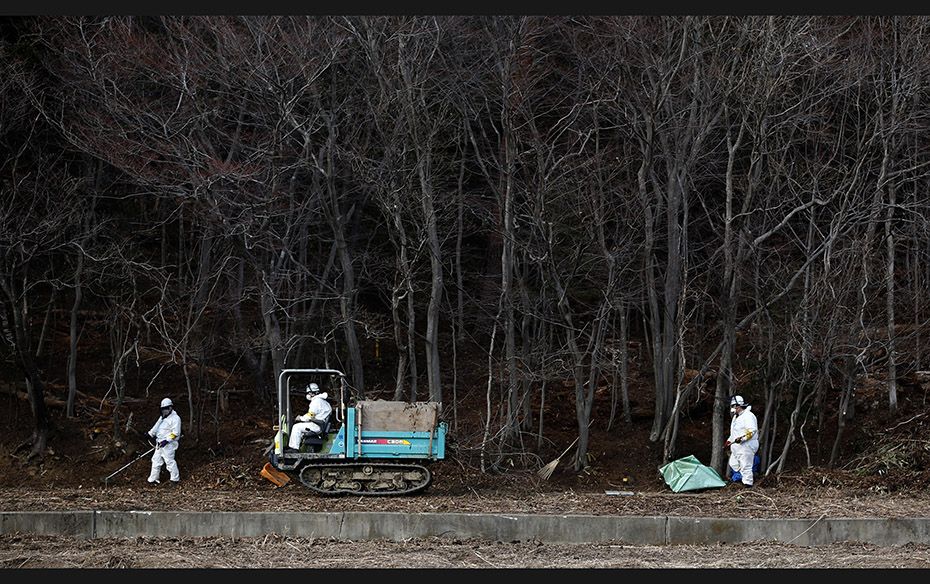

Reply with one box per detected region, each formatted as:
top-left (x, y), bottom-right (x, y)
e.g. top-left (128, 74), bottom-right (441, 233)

top-left (537, 435), bottom-right (580, 480)
top-left (102, 446), bottom-right (155, 486)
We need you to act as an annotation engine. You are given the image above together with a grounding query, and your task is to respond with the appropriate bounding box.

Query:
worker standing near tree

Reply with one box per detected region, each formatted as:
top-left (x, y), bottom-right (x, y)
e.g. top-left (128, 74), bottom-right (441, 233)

top-left (147, 397), bottom-right (181, 486)
top-left (724, 395), bottom-right (759, 487)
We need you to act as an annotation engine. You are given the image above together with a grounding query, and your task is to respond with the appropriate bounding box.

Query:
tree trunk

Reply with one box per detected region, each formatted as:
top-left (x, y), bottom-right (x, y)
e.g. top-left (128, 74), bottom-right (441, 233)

top-left (829, 354), bottom-right (857, 468)
top-left (711, 117), bottom-right (744, 472)
top-left (1, 277), bottom-right (49, 462)
top-left (418, 158), bottom-right (443, 404)
top-left (260, 275), bottom-right (285, 394)
top-left (67, 252), bottom-right (83, 417)
top-left (34, 290), bottom-right (55, 359)
top-left (391, 282), bottom-right (408, 402)
top-left (651, 172), bottom-right (684, 443)
top-left (231, 258), bottom-right (262, 396)
top-left (620, 305), bottom-right (631, 425)
top-left (885, 184), bottom-right (897, 414)
top-left (326, 128), bottom-right (364, 395)
top-left (455, 144), bottom-right (466, 343)
top-left (335, 225), bottom-right (364, 396)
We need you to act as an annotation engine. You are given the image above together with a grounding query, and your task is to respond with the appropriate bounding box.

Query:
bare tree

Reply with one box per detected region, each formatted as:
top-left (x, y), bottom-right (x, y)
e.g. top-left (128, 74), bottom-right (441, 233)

top-left (0, 42), bottom-right (81, 459)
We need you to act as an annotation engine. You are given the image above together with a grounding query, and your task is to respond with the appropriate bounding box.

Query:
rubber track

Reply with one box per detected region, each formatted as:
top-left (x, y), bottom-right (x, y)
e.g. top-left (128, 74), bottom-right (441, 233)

top-left (298, 461), bottom-right (432, 496)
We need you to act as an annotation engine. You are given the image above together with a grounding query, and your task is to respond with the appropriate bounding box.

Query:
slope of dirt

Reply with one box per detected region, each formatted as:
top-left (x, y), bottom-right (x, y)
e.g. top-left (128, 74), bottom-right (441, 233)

top-left (4, 347), bottom-right (930, 572)
top-left (3, 481), bottom-right (930, 520)
top-left (4, 383), bottom-right (929, 520)
top-left (2, 414), bottom-right (930, 519)
top-left (3, 315), bottom-right (930, 525)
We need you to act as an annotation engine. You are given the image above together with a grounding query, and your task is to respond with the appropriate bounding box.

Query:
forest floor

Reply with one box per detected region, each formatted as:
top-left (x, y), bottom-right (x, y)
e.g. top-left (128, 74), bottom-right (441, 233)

top-left (3, 336), bottom-right (930, 568)
top-left (4, 392), bottom-right (930, 569)
top-left (3, 534), bottom-right (930, 569)
top-left (5, 465), bottom-right (930, 568)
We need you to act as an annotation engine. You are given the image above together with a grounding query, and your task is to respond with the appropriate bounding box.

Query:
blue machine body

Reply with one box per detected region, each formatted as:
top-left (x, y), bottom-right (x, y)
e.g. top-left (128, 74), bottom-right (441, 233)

top-left (322, 406), bottom-right (447, 459)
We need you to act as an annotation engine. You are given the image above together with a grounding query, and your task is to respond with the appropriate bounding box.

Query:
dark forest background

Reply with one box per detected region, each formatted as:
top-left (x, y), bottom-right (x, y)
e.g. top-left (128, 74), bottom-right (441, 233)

top-left (3, 16), bottom-right (930, 480)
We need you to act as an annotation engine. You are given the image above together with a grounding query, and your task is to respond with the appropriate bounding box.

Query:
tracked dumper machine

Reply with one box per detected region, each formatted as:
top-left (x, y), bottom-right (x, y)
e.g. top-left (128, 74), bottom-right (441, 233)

top-left (265, 368), bottom-right (447, 495)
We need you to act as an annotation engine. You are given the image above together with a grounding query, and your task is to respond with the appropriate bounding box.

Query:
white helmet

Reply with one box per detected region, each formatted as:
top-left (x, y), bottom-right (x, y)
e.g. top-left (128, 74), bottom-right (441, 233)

top-left (730, 395), bottom-right (747, 408)
top-left (305, 383), bottom-right (320, 400)
top-left (159, 397), bottom-right (173, 418)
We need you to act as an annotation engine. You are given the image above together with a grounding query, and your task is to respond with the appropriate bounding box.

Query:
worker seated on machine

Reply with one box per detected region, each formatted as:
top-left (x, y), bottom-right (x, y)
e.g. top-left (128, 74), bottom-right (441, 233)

top-left (287, 383), bottom-right (333, 452)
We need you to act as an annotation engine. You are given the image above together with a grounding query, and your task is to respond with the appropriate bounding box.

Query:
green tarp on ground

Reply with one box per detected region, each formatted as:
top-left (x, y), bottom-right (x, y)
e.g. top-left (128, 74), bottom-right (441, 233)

top-left (659, 455), bottom-right (727, 492)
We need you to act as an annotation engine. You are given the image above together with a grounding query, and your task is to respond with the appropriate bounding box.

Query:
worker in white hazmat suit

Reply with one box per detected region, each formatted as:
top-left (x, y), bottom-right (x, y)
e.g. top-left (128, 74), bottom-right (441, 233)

top-left (725, 395), bottom-right (759, 487)
top-left (288, 383), bottom-right (332, 450)
top-left (147, 397), bottom-right (182, 485)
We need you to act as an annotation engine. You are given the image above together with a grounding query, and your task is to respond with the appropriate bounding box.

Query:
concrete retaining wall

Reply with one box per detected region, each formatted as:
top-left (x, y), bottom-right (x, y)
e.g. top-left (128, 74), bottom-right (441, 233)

top-left (667, 516), bottom-right (930, 546)
top-left (92, 512), bottom-right (666, 544)
top-left (3, 511), bottom-right (930, 546)
top-left (0, 511), bottom-right (94, 538)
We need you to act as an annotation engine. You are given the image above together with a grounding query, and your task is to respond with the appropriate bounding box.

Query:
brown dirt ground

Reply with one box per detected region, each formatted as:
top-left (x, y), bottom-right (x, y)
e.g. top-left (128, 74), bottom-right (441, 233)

top-left (2, 534), bottom-right (930, 568)
top-left (3, 472), bottom-right (930, 519)
top-left (5, 330), bottom-right (930, 568)
top-left (4, 443), bottom-right (930, 569)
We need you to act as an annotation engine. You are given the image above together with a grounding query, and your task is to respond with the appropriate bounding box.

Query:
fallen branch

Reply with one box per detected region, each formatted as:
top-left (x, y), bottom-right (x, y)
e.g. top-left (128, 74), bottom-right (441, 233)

top-left (6, 383), bottom-right (147, 412)
top-left (0, 386), bottom-right (66, 408)
top-left (883, 412), bottom-right (928, 433)
top-left (785, 513), bottom-right (827, 545)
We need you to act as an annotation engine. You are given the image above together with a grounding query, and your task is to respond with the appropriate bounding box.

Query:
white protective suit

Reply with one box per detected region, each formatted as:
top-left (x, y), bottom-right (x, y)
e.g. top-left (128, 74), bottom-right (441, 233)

top-left (727, 405), bottom-right (759, 486)
top-left (288, 392), bottom-right (332, 449)
top-left (148, 410), bottom-right (182, 483)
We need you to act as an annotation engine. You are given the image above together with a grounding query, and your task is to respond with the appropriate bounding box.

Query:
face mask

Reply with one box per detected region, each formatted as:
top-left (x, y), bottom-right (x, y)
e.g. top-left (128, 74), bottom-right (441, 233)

top-left (161, 407), bottom-right (172, 418)
top-left (730, 407), bottom-right (737, 416)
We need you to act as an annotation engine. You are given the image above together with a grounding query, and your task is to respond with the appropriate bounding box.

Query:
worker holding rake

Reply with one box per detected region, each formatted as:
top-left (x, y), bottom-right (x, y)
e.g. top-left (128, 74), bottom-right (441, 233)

top-left (725, 395), bottom-right (759, 488)
top-left (147, 397), bottom-right (182, 486)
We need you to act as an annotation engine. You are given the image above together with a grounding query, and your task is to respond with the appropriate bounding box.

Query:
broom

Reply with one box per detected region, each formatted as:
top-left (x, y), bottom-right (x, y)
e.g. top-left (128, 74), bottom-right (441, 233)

top-left (537, 435), bottom-right (581, 480)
